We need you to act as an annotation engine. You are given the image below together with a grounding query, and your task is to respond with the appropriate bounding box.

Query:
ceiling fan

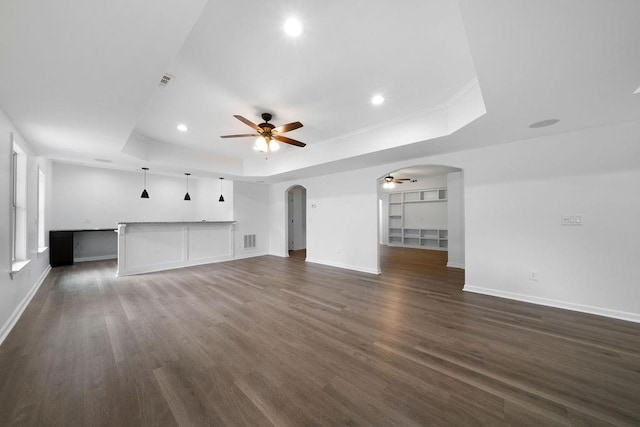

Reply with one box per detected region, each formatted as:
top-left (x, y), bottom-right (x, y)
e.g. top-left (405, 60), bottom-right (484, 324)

top-left (220, 113), bottom-right (306, 153)
top-left (384, 175), bottom-right (410, 184)
top-left (382, 175), bottom-right (410, 189)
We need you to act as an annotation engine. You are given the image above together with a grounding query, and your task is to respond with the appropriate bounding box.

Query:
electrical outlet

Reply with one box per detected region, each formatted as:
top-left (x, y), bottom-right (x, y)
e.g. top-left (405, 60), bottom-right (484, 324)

top-left (529, 270), bottom-right (539, 281)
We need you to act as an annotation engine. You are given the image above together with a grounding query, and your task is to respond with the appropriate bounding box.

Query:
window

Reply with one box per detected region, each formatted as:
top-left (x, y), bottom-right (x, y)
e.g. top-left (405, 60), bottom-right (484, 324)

top-left (10, 150), bottom-right (17, 261)
top-left (10, 134), bottom-right (27, 264)
top-left (38, 167), bottom-right (46, 250)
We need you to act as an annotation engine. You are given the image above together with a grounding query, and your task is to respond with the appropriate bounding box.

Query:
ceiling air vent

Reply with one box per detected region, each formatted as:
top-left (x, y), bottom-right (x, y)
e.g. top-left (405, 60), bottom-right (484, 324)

top-left (159, 73), bottom-right (174, 87)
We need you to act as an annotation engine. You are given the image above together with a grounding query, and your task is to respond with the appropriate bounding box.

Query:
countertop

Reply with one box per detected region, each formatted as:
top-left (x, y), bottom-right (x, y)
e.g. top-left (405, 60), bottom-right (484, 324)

top-left (117, 221), bottom-right (236, 225)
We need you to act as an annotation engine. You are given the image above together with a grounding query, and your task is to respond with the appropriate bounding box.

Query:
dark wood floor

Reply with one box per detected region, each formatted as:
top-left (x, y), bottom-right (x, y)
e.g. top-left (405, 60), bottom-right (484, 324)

top-left (1, 247), bottom-right (639, 426)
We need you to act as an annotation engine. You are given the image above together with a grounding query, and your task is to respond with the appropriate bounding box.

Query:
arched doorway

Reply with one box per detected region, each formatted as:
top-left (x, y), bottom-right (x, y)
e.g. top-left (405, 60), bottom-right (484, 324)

top-left (377, 165), bottom-right (465, 274)
top-left (285, 185), bottom-right (307, 259)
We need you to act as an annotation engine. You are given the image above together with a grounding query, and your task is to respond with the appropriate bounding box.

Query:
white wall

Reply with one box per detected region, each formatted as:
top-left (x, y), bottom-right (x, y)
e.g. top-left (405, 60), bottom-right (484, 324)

top-left (0, 107), bottom-right (52, 344)
top-left (52, 162), bottom-right (233, 230)
top-left (270, 170), bottom-right (380, 274)
top-left (233, 181), bottom-right (270, 259)
top-left (463, 171), bottom-right (640, 320)
top-left (268, 120), bottom-right (640, 322)
top-left (447, 171), bottom-right (465, 268)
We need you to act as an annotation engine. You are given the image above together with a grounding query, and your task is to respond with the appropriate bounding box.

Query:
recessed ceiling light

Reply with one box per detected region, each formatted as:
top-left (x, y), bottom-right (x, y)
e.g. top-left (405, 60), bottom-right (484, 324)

top-left (177, 124), bottom-right (188, 132)
top-left (284, 17), bottom-right (303, 37)
top-left (371, 94), bottom-right (385, 106)
top-left (529, 119), bottom-right (559, 128)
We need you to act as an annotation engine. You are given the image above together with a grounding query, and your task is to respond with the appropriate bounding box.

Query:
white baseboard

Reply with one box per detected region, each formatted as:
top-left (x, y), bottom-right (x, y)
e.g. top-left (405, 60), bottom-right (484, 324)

top-left (463, 284), bottom-right (640, 324)
top-left (0, 265), bottom-right (51, 346)
top-left (234, 251), bottom-right (269, 260)
top-left (305, 257), bottom-right (381, 275)
top-left (74, 255), bottom-right (117, 263)
top-left (446, 262), bottom-right (465, 269)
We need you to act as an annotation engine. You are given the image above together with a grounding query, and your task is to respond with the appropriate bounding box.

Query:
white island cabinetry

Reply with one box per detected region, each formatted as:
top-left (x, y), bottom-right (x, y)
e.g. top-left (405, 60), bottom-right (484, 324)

top-left (116, 221), bottom-right (235, 276)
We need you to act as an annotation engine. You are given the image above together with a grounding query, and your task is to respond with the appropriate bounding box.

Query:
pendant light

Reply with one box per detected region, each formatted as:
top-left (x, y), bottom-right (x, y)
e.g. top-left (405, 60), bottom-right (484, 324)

top-left (184, 173), bottom-right (191, 201)
top-left (140, 167), bottom-right (150, 198)
top-left (218, 177), bottom-right (225, 202)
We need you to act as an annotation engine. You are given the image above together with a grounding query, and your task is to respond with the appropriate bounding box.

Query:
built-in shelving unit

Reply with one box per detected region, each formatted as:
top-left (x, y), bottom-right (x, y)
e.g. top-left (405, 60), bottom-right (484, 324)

top-left (387, 188), bottom-right (448, 251)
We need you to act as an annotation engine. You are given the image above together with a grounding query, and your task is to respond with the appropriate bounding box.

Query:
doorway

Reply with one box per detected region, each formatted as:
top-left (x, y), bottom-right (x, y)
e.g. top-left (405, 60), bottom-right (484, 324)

top-left (286, 185), bottom-right (307, 259)
top-left (377, 165), bottom-right (465, 277)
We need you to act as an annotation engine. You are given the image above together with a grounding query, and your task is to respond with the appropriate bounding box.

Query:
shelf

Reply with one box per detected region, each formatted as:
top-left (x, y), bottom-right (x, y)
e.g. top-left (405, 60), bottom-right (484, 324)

top-left (388, 227), bottom-right (449, 251)
top-left (389, 203), bottom-right (402, 216)
top-left (403, 228), bottom-right (420, 237)
top-left (389, 193), bottom-right (402, 203)
top-left (404, 237), bottom-right (420, 246)
top-left (387, 188), bottom-right (448, 251)
top-left (389, 218), bottom-right (402, 228)
top-left (404, 192), bottom-right (421, 202)
top-left (422, 190), bottom-right (439, 200)
top-left (420, 229), bottom-right (438, 238)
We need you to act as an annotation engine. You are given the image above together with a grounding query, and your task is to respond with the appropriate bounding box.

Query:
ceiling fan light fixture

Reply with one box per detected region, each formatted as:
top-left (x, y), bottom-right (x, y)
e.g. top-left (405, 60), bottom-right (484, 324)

top-left (284, 17), bottom-right (303, 37)
top-left (218, 177), bottom-right (225, 202)
top-left (140, 167), bottom-right (150, 199)
top-left (183, 173), bottom-right (191, 201)
top-left (255, 137), bottom-right (268, 152)
top-left (270, 140), bottom-right (280, 151)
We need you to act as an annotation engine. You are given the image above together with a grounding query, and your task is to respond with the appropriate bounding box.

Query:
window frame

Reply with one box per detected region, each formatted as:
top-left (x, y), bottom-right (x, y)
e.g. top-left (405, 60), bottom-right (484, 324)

top-left (10, 149), bottom-right (17, 262)
top-left (37, 166), bottom-right (46, 251)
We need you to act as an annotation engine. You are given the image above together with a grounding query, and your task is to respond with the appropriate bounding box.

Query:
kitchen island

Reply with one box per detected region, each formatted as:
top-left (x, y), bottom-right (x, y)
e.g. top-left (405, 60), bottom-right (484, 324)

top-left (116, 221), bottom-right (235, 276)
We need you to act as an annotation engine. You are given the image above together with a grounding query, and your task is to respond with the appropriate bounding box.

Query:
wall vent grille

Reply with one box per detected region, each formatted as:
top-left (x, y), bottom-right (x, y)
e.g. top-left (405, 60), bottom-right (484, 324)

top-left (243, 234), bottom-right (256, 249)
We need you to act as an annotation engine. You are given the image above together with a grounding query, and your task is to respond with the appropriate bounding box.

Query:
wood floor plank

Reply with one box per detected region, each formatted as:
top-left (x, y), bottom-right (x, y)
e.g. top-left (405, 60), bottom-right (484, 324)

top-left (0, 246), bottom-right (639, 425)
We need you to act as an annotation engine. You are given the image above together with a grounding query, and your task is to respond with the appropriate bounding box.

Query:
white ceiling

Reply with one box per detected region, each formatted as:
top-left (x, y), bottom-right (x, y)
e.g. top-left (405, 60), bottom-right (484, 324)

top-left (1, 0), bottom-right (639, 182)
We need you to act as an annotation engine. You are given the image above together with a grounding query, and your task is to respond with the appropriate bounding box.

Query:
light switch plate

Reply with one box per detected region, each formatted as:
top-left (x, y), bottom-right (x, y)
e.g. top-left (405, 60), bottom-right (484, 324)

top-left (561, 215), bottom-right (583, 226)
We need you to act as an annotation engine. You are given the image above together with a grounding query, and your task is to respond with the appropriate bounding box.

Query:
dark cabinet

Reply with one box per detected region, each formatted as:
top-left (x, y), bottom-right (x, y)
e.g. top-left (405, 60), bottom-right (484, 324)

top-left (50, 231), bottom-right (74, 267)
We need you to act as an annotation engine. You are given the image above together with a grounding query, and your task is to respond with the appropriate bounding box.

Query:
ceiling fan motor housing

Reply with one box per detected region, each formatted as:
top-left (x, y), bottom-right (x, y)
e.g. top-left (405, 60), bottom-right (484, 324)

top-left (259, 113), bottom-right (275, 133)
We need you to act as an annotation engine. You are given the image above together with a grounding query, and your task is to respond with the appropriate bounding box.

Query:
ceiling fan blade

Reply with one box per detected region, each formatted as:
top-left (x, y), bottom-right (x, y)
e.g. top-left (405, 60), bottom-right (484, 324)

top-left (273, 121), bottom-right (303, 134)
top-left (393, 178), bottom-right (411, 182)
top-left (391, 180), bottom-right (405, 184)
top-left (233, 115), bottom-right (262, 132)
top-left (273, 134), bottom-right (306, 147)
top-left (220, 133), bottom-right (260, 138)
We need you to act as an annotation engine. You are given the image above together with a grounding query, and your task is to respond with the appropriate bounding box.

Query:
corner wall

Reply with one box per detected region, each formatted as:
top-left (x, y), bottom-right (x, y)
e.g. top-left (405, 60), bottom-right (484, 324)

top-left (270, 170), bottom-right (380, 274)
top-left (51, 162), bottom-right (233, 230)
top-left (0, 107), bottom-right (52, 344)
top-left (233, 181), bottom-right (270, 259)
top-left (268, 120), bottom-right (640, 322)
